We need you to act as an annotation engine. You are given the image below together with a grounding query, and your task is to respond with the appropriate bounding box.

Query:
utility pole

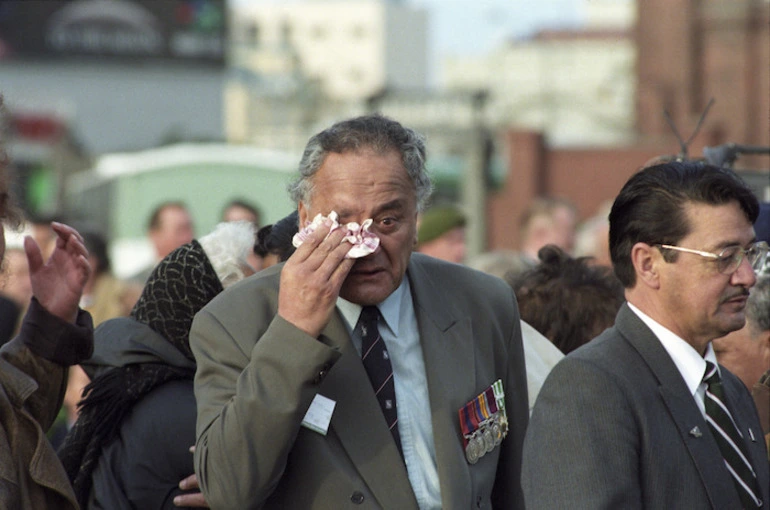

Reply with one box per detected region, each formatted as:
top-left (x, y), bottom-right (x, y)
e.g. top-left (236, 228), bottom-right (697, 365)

top-left (461, 90), bottom-right (489, 260)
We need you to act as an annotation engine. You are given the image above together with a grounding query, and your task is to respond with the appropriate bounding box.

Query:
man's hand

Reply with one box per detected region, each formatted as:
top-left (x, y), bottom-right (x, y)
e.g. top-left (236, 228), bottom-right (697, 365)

top-left (175, 446), bottom-right (209, 507)
top-left (26, 222), bottom-right (91, 323)
top-left (175, 474), bottom-right (209, 508)
top-left (278, 218), bottom-right (356, 337)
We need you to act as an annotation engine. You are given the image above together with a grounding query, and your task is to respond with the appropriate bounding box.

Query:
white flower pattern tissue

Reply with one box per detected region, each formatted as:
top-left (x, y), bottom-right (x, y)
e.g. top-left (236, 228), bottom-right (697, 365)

top-left (292, 211), bottom-right (379, 258)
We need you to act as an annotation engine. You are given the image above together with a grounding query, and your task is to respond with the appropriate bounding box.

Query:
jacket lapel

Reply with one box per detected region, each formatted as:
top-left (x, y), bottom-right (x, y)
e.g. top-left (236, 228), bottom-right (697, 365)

top-left (617, 305), bottom-right (742, 509)
top-left (318, 309), bottom-right (419, 509)
top-left (408, 258), bottom-right (475, 509)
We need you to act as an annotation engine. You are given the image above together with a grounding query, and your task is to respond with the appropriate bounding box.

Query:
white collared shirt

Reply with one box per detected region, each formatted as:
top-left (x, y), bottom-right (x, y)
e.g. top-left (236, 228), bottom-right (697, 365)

top-left (337, 278), bottom-right (441, 510)
top-left (627, 302), bottom-right (719, 418)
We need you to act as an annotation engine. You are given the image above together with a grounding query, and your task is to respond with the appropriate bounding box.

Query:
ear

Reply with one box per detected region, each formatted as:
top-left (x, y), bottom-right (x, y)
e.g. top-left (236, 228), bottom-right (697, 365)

top-left (298, 202), bottom-right (309, 226)
top-left (630, 242), bottom-right (661, 290)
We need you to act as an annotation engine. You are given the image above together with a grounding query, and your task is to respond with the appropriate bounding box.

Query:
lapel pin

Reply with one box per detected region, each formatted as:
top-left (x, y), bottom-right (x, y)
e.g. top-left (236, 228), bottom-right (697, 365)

top-left (689, 426), bottom-right (702, 438)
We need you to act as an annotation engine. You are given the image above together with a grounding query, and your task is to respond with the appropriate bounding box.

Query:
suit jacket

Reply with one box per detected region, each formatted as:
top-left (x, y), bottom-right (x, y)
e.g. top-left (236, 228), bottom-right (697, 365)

top-left (190, 253), bottom-right (528, 509)
top-left (522, 303), bottom-right (770, 509)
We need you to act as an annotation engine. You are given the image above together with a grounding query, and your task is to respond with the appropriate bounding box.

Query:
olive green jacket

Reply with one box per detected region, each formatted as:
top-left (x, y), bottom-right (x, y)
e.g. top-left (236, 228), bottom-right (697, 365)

top-left (0, 299), bottom-right (93, 510)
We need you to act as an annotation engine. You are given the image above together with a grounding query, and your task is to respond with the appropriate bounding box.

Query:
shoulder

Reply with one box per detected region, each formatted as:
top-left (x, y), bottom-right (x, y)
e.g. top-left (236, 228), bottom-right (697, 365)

top-left (410, 253), bottom-right (514, 303)
top-left (200, 263), bottom-right (282, 318)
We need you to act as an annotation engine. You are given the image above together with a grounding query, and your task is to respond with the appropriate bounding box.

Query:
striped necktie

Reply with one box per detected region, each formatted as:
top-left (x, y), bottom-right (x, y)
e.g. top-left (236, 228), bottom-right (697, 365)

top-left (359, 306), bottom-right (402, 455)
top-left (703, 361), bottom-right (762, 508)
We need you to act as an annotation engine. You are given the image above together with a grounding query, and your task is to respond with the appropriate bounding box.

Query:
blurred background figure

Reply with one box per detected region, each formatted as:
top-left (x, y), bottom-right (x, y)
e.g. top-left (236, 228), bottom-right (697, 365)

top-left (128, 201), bottom-right (195, 285)
top-left (222, 198), bottom-right (263, 271)
top-left (254, 210), bottom-right (299, 268)
top-left (511, 244), bottom-right (624, 354)
top-left (466, 249), bottom-right (537, 284)
top-left (80, 230), bottom-right (137, 327)
top-left (466, 249), bottom-right (564, 412)
top-left (221, 198), bottom-right (262, 226)
top-left (415, 203), bottom-right (467, 264)
top-left (58, 221), bottom-right (256, 510)
top-left (574, 200), bottom-right (613, 267)
top-left (0, 245), bottom-right (33, 343)
top-left (518, 197), bottom-right (579, 263)
top-left (712, 274), bottom-right (770, 390)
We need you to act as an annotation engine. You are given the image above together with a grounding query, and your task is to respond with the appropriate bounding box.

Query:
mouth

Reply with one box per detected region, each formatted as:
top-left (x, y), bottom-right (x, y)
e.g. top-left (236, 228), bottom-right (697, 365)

top-left (350, 267), bottom-right (382, 276)
top-left (721, 291), bottom-right (750, 307)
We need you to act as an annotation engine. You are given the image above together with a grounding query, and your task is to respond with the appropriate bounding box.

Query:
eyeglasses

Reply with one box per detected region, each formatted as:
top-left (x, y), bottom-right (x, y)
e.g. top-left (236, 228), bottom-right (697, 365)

top-left (657, 241), bottom-right (769, 275)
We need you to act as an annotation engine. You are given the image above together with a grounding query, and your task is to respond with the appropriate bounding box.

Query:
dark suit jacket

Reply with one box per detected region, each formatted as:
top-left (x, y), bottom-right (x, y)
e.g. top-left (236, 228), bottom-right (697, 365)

top-left (190, 253), bottom-right (528, 509)
top-left (522, 303), bottom-right (770, 509)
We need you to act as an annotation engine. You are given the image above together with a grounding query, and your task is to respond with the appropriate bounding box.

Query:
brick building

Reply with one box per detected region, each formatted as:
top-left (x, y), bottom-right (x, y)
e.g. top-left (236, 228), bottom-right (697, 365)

top-left (487, 0), bottom-right (770, 251)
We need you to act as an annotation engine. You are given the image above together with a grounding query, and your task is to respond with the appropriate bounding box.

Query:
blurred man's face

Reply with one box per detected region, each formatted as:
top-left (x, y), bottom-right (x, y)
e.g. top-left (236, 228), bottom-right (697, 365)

top-left (223, 205), bottom-right (259, 226)
top-left (299, 149), bottom-right (418, 306)
top-left (417, 226), bottom-right (466, 264)
top-left (547, 205), bottom-right (577, 255)
top-left (713, 326), bottom-right (770, 389)
top-left (151, 206), bottom-right (194, 260)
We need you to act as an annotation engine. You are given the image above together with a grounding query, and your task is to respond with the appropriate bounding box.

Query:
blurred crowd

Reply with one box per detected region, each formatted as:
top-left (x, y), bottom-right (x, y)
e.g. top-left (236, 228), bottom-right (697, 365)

top-left (1, 106), bottom-right (769, 509)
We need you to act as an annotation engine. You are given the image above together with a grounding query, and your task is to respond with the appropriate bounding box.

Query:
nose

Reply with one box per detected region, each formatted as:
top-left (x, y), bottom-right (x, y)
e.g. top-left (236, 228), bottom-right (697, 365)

top-left (731, 253), bottom-right (757, 288)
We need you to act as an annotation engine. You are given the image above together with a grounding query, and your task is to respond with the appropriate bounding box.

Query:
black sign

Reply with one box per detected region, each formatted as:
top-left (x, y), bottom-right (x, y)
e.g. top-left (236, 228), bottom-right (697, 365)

top-left (0, 0), bottom-right (226, 65)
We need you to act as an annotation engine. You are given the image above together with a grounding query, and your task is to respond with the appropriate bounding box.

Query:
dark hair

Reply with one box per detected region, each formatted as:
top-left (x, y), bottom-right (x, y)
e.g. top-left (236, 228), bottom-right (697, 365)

top-left (222, 198), bottom-right (261, 224)
top-left (609, 161), bottom-right (759, 287)
top-left (147, 201), bottom-right (189, 232)
top-left (287, 114), bottom-right (432, 212)
top-left (81, 230), bottom-right (111, 275)
top-left (254, 210), bottom-right (299, 262)
top-left (511, 245), bottom-right (625, 354)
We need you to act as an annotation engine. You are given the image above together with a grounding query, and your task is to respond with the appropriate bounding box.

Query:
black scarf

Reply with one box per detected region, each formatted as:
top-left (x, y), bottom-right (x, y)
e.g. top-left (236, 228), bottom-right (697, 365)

top-left (57, 240), bottom-right (224, 508)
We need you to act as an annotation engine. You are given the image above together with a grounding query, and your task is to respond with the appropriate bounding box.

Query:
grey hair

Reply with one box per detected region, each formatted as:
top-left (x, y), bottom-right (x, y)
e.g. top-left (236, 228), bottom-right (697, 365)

top-left (746, 274), bottom-right (770, 335)
top-left (287, 114), bottom-right (433, 212)
top-left (198, 221), bottom-right (256, 288)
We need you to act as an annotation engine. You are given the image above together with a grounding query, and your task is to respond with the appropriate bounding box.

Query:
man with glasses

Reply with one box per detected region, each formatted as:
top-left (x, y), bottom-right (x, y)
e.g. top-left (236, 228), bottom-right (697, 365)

top-left (522, 161), bottom-right (769, 509)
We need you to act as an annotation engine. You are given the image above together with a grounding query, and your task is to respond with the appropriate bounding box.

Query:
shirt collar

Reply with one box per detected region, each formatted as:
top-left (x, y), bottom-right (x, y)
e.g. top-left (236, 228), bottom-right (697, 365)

top-left (336, 277), bottom-right (409, 336)
top-left (627, 302), bottom-right (719, 396)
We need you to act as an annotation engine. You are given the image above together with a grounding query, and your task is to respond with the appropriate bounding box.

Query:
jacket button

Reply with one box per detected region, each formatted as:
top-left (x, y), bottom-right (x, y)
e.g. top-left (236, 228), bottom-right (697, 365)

top-left (476, 495), bottom-right (483, 508)
top-left (314, 364), bottom-right (331, 384)
top-left (350, 491), bottom-right (365, 504)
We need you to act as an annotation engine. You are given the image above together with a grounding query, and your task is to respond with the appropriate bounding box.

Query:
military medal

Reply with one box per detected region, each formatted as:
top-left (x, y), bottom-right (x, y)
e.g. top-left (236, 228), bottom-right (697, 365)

top-left (492, 379), bottom-right (508, 437)
top-left (458, 382), bottom-right (507, 464)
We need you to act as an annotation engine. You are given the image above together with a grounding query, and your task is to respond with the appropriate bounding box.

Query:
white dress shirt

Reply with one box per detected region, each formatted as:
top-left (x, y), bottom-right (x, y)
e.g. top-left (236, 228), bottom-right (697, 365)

top-left (628, 302), bottom-right (719, 417)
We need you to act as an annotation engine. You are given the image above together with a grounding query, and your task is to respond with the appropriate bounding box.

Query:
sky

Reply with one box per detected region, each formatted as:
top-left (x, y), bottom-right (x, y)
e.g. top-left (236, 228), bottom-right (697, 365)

top-left (409, 0), bottom-right (582, 58)
top-left (232, 0), bottom-right (585, 60)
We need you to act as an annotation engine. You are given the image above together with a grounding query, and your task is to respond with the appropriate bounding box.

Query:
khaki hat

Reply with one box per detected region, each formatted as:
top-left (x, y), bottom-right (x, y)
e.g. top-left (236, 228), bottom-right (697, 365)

top-left (417, 205), bottom-right (466, 245)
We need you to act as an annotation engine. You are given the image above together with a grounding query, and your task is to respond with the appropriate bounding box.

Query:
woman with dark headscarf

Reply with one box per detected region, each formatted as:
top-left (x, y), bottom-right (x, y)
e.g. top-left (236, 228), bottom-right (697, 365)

top-left (58, 222), bottom-right (256, 510)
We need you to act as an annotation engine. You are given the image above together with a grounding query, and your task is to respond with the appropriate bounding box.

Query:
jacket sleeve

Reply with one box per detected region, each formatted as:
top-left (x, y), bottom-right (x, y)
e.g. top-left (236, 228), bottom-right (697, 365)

top-left (0, 297), bottom-right (93, 431)
top-left (190, 307), bottom-right (342, 509)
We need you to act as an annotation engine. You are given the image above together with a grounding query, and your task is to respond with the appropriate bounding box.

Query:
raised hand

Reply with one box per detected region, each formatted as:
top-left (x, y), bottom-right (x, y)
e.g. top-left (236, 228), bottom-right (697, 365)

top-left (26, 222), bottom-right (91, 323)
top-left (278, 217), bottom-right (356, 338)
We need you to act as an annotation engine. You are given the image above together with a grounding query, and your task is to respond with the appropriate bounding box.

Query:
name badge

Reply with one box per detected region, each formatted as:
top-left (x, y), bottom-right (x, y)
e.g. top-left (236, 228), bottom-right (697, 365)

top-left (301, 394), bottom-right (336, 435)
